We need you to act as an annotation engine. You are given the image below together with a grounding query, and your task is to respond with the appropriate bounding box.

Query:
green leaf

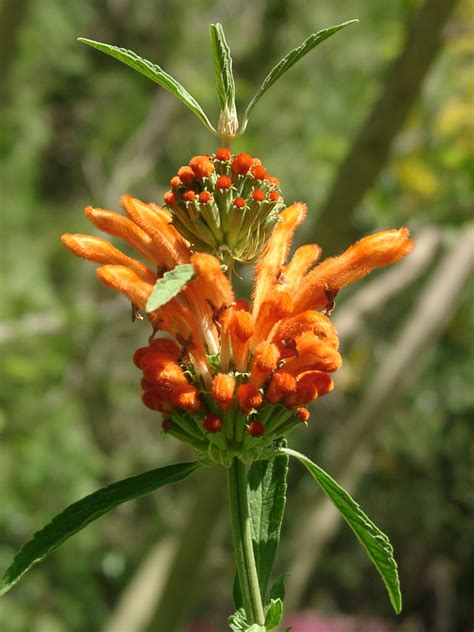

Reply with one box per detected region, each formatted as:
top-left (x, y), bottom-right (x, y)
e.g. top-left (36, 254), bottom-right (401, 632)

top-left (0, 461), bottom-right (202, 596)
top-left (241, 20), bottom-right (358, 132)
top-left (247, 452), bottom-right (288, 601)
top-left (264, 598), bottom-right (283, 629)
top-left (210, 23), bottom-right (235, 110)
top-left (78, 38), bottom-right (217, 134)
top-left (281, 448), bottom-right (402, 613)
top-left (146, 263), bottom-right (195, 313)
top-left (245, 626), bottom-right (266, 632)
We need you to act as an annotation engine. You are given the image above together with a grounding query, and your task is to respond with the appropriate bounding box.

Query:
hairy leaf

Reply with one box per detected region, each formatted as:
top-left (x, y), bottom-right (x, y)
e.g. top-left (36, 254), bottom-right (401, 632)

top-left (146, 263), bottom-right (195, 313)
top-left (78, 39), bottom-right (216, 133)
top-left (247, 452), bottom-right (288, 601)
top-left (241, 20), bottom-right (358, 131)
top-left (210, 23), bottom-right (235, 110)
top-left (0, 461), bottom-right (202, 595)
top-left (281, 448), bottom-right (402, 614)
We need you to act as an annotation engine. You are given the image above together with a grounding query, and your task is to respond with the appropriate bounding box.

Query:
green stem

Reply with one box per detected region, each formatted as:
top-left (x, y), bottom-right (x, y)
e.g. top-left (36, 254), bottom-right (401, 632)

top-left (227, 458), bottom-right (265, 626)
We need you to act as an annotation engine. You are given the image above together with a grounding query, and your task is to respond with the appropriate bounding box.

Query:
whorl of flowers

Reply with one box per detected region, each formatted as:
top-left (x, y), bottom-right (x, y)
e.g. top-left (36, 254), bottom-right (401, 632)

top-left (61, 158), bottom-right (412, 466)
top-left (163, 149), bottom-right (283, 263)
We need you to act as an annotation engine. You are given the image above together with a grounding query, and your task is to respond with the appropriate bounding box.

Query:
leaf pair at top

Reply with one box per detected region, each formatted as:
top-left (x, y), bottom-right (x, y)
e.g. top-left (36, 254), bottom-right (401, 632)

top-left (79, 19), bottom-right (357, 140)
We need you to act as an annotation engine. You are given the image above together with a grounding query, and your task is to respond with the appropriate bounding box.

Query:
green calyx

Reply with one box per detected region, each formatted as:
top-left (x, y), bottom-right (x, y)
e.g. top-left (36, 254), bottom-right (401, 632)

top-left (164, 150), bottom-right (284, 264)
top-left (164, 404), bottom-right (300, 468)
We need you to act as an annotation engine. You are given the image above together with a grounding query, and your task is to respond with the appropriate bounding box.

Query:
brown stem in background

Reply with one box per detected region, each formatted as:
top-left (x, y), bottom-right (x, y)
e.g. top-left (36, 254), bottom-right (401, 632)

top-left (314, 0), bottom-right (460, 255)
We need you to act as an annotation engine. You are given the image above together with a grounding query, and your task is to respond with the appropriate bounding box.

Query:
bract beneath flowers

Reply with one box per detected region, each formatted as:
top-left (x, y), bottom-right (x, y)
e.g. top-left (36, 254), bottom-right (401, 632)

top-left (61, 148), bottom-right (413, 466)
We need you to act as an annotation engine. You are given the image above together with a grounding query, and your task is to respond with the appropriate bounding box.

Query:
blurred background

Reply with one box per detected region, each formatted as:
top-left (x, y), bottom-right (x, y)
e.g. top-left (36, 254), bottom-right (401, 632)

top-left (1, 0), bottom-right (473, 630)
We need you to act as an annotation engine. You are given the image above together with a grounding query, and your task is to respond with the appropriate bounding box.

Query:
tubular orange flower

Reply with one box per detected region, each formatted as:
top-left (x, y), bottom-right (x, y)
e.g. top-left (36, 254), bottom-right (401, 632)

top-left (61, 148), bottom-right (413, 464)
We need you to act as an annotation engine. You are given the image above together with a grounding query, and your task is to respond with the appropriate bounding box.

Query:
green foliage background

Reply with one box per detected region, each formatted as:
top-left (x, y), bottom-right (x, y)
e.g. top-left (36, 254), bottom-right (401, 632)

top-left (1, 0), bottom-right (472, 630)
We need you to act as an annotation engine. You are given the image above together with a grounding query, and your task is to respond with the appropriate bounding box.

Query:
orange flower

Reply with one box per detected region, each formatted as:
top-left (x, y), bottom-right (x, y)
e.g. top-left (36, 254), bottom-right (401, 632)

top-left (61, 149), bottom-right (413, 463)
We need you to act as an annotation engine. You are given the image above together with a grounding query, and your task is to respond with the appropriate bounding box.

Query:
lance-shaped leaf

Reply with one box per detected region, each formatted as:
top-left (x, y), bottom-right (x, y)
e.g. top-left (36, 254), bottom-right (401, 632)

top-left (280, 448), bottom-right (402, 614)
top-left (210, 23), bottom-right (235, 110)
top-left (240, 20), bottom-right (358, 133)
top-left (78, 38), bottom-right (217, 134)
top-left (247, 452), bottom-right (288, 601)
top-left (146, 263), bottom-right (195, 313)
top-left (0, 461), bottom-right (202, 596)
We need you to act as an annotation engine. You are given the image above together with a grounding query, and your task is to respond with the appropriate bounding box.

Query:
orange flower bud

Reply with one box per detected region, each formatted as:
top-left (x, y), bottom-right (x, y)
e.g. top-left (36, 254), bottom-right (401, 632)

top-left (252, 190), bottom-right (265, 202)
top-left (296, 407), bottom-right (310, 422)
top-left (216, 175), bottom-right (232, 190)
top-left (269, 190), bottom-right (280, 202)
top-left (247, 420), bottom-right (265, 437)
top-left (177, 166), bottom-right (195, 185)
top-left (251, 165), bottom-right (267, 180)
top-left (164, 191), bottom-right (176, 205)
top-left (189, 155), bottom-right (214, 178)
top-left (231, 153), bottom-right (253, 175)
top-left (199, 191), bottom-right (212, 203)
top-left (215, 147), bottom-right (231, 161)
top-left (237, 383), bottom-right (262, 413)
top-left (203, 414), bottom-right (223, 433)
top-left (183, 190), bottom-right (196, 202)
top-left (233, 197), bottom-right (246, 208)
top-left (212, 373), bottom-right (235, 410)
top-left (170, 176), bottom-right (181, 189)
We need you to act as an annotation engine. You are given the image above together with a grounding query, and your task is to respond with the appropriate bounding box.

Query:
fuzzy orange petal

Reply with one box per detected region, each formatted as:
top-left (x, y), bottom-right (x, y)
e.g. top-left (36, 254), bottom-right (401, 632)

top-left (293, 228), bottom-right (413, 312)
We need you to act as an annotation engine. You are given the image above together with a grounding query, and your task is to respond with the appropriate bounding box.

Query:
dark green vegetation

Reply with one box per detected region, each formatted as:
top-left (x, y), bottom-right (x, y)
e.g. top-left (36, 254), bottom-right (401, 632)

top-left (1, 0), bottom-right (472, 630)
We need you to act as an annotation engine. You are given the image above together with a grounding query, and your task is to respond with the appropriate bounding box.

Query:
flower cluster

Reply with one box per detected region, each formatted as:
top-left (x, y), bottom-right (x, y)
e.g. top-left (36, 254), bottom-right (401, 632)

top-left (62, 167), bottom-right (412, 465)
top-left (162, 149), bottom-right (284, 263)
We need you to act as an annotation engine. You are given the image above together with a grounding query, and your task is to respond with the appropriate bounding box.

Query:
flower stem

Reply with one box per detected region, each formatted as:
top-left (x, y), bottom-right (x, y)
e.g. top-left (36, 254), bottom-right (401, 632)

top-left (227, 458), bottom-right (265, 626)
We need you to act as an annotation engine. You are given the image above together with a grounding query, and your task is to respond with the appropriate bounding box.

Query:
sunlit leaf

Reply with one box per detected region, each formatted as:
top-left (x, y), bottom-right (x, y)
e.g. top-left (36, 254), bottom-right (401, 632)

top-left (78, 38), bottom-right (217, 134)
top-left (0, 461), bottom-right (202, 596)
top-left (247, 452), bottom-right (288, 601)
top-left (240, 20), bottom-right (358, 132)
top-left (146, 263), bottom-right (195, 313)
top-left (281, 448), bottom-right (402, 613)
top-left (210, 23), bottom-right (235, 110)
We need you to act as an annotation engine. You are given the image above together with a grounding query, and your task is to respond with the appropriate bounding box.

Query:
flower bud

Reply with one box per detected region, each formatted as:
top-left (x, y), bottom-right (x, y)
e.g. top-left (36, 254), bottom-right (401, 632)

top-left (247, 420), bottom-right (265, 437)
top-left (203, 414), bottom-right (223, 433)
